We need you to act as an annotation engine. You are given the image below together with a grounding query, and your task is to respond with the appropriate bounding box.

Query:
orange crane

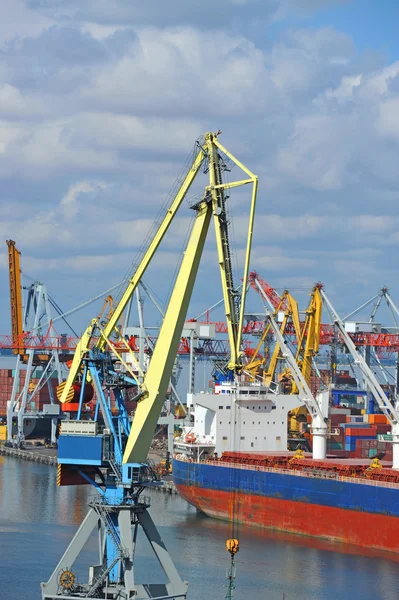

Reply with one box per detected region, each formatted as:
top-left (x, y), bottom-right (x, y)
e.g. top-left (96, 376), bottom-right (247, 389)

top-left (6, 240), bottom-right (23, 357)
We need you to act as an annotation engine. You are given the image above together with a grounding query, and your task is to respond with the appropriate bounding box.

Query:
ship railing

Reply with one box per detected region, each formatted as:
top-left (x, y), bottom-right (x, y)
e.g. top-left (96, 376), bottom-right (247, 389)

top-left (194, 460), bottom-right (399, 490)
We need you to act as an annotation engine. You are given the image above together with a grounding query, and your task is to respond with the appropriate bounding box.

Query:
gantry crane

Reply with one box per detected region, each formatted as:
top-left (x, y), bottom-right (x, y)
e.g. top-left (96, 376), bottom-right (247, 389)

top-left (41, 132), bottom-right (257, 599)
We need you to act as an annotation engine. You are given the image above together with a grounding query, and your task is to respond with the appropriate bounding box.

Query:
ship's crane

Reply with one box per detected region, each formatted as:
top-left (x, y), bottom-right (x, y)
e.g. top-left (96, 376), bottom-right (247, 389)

top-left (41, 132), bottom-right (258, 600)
top-left (321, 289), bottom-right (399, 469)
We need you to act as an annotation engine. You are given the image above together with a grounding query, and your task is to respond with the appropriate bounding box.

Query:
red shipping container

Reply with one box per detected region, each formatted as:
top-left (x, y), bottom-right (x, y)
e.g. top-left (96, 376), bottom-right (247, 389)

top-left (346, 427), bottom-right (377, 437)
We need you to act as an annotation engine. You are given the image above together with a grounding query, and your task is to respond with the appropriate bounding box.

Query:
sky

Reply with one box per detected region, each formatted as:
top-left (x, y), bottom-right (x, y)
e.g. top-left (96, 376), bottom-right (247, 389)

top-left (1, 0), bottom-right (399, 337)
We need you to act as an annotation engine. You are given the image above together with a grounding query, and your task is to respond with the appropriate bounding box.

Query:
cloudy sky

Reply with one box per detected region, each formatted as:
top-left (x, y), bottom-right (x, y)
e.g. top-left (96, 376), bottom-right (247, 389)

top-left (1, 0), bottom-right (399, 336)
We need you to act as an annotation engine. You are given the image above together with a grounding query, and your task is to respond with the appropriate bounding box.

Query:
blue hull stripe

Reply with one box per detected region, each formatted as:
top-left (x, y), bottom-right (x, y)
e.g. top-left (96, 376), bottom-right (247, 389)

top-left (173, 459), bottom-right (399, 517)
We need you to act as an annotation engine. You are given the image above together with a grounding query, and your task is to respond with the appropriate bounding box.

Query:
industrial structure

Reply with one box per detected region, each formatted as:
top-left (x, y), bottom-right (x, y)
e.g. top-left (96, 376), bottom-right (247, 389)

top-left (40, 131), bottom-right (258, 599)
top-left (5, 240), bottom-right (74, 445)
top-left (3, 133), bottom-right (399, 568)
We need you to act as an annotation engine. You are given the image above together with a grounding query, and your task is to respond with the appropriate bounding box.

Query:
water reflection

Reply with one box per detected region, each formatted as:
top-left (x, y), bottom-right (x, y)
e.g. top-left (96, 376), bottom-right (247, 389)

top-left (0, 456), bottom-right (399, 600)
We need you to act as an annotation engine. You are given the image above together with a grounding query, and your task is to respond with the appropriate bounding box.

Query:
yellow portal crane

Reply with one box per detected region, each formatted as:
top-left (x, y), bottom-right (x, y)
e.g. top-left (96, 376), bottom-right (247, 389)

top-left (264, 292), bottom-right (301, 386)
top-left (245, 291), bottom-right (300, 384)
top-left (57, 132), bottom-right (258, 465)
top-left (292, 284), bottom-right (322, 392)
top-left (6, 240), bottom-right (23, 356)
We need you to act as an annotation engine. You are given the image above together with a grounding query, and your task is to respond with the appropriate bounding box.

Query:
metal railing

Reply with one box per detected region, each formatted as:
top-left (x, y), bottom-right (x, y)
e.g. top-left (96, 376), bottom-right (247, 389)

top-left (188, 459), bottom-right (399, 490)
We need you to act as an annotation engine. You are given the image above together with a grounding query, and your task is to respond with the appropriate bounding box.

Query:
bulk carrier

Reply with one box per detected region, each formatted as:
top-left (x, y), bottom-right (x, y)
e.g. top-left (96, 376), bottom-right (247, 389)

top-left (173, 380), bottom-right (399, 553)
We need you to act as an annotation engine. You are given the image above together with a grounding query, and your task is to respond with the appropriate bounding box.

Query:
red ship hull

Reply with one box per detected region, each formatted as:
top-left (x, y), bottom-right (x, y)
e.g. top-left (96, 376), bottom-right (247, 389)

top-left (177, 483), bottom-right (399, 553)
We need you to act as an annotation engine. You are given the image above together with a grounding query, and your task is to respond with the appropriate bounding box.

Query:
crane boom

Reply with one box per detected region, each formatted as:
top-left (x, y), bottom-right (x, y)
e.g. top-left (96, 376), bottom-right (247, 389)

top-left (58, 146), bottom-right (206, 404)
top-left (123, 201), bottom-right (212, 463)
top-left (6, 240), bottom-right (23, 356)
top-left (262, 292), bottom-right (300, 386)
top-left (292, 285), bottom-right (322, 391)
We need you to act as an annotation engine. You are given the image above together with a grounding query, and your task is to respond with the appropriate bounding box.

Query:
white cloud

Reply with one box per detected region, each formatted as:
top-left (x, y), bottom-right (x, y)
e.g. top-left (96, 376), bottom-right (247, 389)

top-left (60, 180), bottom-right (108, 219)
top-left (0, 3), bottom-right (399, 332)
top-left (0, 0), bottom-right (54, 44)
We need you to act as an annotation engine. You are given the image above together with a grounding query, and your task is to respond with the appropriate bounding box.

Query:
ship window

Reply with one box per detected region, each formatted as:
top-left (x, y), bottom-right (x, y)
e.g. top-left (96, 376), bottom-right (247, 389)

top-left (252, 421), bottom-right (255, 425)
top-left (226, 406), bottom-right (231, 409)
top-left (264, 436), bottom-right (266, 440)
top-left (258, 421), bottom-right (260, 424)
top-left (229, 421), bottom-right (231, 424)
top-left (251, 442), bottom-right (254, 447)
top-left (243, 421), bottom-right (246, 424)
top-left (267, 421), bottom-right (269, 424)
top-left (219, 406), bottom-right (223, 409)
top-left (223, 436), bottom-right (228, 440)
top-left (252, 406), bottom-right (255, 409)
top-left (273, 421), bottom-right (275, 425)
top-left (255, 437), bottom-right (257, 440)
top-left (276, 436), bottom-right (281, 441)
top-left (240, 436), bottom-right (245, 440)
top-left (219, 421), bottom-right (222, 425)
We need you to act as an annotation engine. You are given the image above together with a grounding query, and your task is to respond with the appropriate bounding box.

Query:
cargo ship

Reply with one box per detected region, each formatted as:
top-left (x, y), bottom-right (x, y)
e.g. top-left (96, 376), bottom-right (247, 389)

top-left (173, 381), bottom-right (399, 553)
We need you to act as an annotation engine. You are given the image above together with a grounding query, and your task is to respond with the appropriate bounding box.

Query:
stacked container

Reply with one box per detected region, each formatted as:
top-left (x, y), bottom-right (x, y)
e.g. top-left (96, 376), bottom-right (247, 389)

top-left (341, 423), bottom-right (377, 452)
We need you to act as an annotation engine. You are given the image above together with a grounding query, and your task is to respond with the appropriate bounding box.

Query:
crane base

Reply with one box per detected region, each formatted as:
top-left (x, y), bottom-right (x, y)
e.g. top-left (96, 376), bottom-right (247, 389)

top-left (41, 497), bottom-right (187, 600)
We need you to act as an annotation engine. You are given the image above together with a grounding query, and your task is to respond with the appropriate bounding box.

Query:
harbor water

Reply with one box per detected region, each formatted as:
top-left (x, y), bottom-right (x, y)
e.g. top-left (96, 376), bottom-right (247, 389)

top-left (0, 455), bottom-right (398, 600)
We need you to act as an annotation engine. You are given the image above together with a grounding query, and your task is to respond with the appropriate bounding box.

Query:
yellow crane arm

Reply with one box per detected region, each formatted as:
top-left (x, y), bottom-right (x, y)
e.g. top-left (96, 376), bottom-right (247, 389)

top-left (59, 147), bottom-right (206, 401)
top-left (264, 293), bottom-right (300, 386)
top-left (123, 201), bottom-right (212, 463)
top-left (208, 135), bottom-right (258, 371)
top-left (99, 148), bottom-right (206, 350)
top-left (57, 319), bottom-right (97, 403)
top-left (300, 287), bottom-right (322, 384)
top-left (246, 293), bottom-right (288, 377)
top-left (6, 240), bottom-right (23, 356)
top-left (292, 286), bottom-right (322, 391)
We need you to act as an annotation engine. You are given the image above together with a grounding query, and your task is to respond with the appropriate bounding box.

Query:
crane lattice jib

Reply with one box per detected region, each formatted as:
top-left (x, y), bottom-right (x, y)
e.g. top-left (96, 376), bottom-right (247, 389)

top-left (248, 271), bottom-right (285, 310)
top-left (6, 240), bottom-right (23, 356)
top-left (208, 137), bottom-right (239, 368)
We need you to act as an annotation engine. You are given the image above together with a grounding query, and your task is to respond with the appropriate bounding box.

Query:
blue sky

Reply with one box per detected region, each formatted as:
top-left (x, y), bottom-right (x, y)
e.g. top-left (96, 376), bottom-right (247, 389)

top-left (1, 0), bottom-right (399, 336)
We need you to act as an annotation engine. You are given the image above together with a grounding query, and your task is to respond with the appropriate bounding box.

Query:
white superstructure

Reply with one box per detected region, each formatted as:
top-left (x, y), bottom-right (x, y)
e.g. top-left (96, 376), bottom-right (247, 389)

top-left (175, 382), bottom-right (303, 457)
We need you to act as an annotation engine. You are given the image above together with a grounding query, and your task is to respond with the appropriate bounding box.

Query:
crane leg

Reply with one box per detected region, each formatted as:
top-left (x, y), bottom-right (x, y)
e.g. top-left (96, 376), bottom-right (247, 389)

top-left (41, 496), bottom-right (187, 600)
